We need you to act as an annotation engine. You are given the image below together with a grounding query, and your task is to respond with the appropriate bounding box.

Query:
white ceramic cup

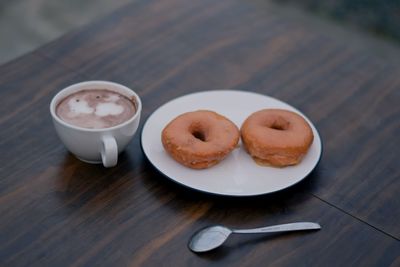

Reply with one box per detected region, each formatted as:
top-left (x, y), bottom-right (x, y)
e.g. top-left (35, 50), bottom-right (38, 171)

top-left (50, 81), bottom-right (142, 167)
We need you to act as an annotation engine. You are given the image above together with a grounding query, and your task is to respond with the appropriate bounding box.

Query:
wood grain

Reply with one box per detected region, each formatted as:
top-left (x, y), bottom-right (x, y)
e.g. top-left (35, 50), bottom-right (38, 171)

top-left (0, 0), bottom-right (399, 266)
top-left (36, 0), bottom-right (400, 239)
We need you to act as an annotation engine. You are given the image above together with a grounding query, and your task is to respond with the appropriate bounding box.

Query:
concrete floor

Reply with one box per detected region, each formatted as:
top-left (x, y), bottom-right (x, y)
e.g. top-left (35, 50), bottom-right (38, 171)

top-left (0, 0), bottom-right (399, 65)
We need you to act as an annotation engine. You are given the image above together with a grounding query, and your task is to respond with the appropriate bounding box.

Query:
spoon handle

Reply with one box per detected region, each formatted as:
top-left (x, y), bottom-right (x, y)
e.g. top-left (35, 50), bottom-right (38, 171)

top-left (232, 222), bottom-right (321, 234)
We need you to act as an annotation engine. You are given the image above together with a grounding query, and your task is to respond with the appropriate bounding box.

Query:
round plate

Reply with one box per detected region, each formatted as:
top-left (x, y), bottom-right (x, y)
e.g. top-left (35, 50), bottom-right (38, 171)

top-left (141, 90), bottom-right (322, 196)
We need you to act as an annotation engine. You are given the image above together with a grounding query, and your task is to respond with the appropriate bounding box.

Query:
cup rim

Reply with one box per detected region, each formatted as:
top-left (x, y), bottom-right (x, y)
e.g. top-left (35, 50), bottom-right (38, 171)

top-left (50, 80), bottom-right (142, 132)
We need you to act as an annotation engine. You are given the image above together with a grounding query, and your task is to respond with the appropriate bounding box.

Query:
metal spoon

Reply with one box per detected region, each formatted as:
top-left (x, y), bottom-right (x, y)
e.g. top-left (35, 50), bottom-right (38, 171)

top-left (188, 222), bottom-right (321, 253)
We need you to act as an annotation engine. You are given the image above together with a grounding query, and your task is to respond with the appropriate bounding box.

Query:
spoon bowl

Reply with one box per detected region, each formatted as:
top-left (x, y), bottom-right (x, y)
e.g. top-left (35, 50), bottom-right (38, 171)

top-left (188, 226), bottom-right (232, 253)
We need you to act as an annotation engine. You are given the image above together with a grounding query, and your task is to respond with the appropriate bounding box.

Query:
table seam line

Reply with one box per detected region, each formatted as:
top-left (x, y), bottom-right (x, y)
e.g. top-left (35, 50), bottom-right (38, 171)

top-left (310, 192), bottom-right (399, 241)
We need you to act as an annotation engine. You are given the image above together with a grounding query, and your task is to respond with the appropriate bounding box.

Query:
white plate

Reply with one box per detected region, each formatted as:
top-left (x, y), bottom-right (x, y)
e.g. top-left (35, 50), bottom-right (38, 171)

top-left (141, 90), bottom-right (322, 196)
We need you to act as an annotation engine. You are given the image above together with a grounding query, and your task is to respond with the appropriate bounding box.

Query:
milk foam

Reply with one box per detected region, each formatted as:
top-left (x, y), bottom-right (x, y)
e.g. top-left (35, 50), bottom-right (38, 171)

top-left (56, 89), bottom-right (136, 129)
top-left (67, 99), bottom-right (94, 116)
top-left (95, 103), bottom-right (124, 116)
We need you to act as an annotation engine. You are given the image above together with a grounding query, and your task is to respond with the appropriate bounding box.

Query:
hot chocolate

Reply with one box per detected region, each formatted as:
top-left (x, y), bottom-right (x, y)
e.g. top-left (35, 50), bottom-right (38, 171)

top-left (56, 89), bottom-right (137, 129)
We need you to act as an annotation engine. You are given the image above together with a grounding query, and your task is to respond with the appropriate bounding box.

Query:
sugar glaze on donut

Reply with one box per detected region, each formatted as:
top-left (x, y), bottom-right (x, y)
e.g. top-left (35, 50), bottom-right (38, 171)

top-left (162, 110), bottom-right (240, 169)
top-left (241, 109), bottom-right (314, 167)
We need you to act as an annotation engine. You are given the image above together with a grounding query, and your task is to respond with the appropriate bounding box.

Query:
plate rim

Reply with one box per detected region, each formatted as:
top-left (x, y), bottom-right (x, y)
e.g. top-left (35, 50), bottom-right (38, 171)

top-left (140, 89), bottom-right (323, 197)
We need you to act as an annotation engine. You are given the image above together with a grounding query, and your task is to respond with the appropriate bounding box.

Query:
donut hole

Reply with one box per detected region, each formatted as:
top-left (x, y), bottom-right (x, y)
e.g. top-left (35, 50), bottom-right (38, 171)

top-left (189, 122), bottom-right (209, 142)
top-left (267, 117), bottom-right (290, 131)
top-left (192, 130), bottom-right (207, 142)
top-left (270, 122), bottom-right (286, 131)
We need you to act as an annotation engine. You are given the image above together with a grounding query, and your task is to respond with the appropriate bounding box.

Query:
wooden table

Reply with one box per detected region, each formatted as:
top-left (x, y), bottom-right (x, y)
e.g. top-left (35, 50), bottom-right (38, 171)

top-left (1, 0), bottom-right (399, 266)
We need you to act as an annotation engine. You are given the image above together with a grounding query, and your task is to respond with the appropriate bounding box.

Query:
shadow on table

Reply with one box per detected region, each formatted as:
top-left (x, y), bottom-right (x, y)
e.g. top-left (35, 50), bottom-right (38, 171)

top-left (140, 156), bottom-right (325, 245)
top-left (55, 151), bottom-right (136, 208)
top-left (195, 230), bottom-right (319, 260)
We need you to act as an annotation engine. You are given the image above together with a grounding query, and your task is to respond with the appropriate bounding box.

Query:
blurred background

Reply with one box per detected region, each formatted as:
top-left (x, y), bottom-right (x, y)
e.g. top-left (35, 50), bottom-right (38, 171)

top-left (1, 0), bottom-right (399, 64)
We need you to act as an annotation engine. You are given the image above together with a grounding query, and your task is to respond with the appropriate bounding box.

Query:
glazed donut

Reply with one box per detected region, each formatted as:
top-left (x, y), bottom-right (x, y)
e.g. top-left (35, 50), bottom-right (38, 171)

top-left (162, 110), bottom-right (240, 169)
top-left (241, 109), bottom-right (314, 167)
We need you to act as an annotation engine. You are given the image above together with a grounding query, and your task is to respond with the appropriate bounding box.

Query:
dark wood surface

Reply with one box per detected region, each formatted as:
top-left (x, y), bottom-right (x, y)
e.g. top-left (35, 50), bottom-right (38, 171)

top-left (1, 0), bottom-right (399, 266)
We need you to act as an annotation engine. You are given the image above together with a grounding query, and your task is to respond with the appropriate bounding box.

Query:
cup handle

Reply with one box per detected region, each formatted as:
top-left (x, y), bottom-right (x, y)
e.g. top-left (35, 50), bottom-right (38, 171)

top-left (101, 136), bottom-right (118, 167)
